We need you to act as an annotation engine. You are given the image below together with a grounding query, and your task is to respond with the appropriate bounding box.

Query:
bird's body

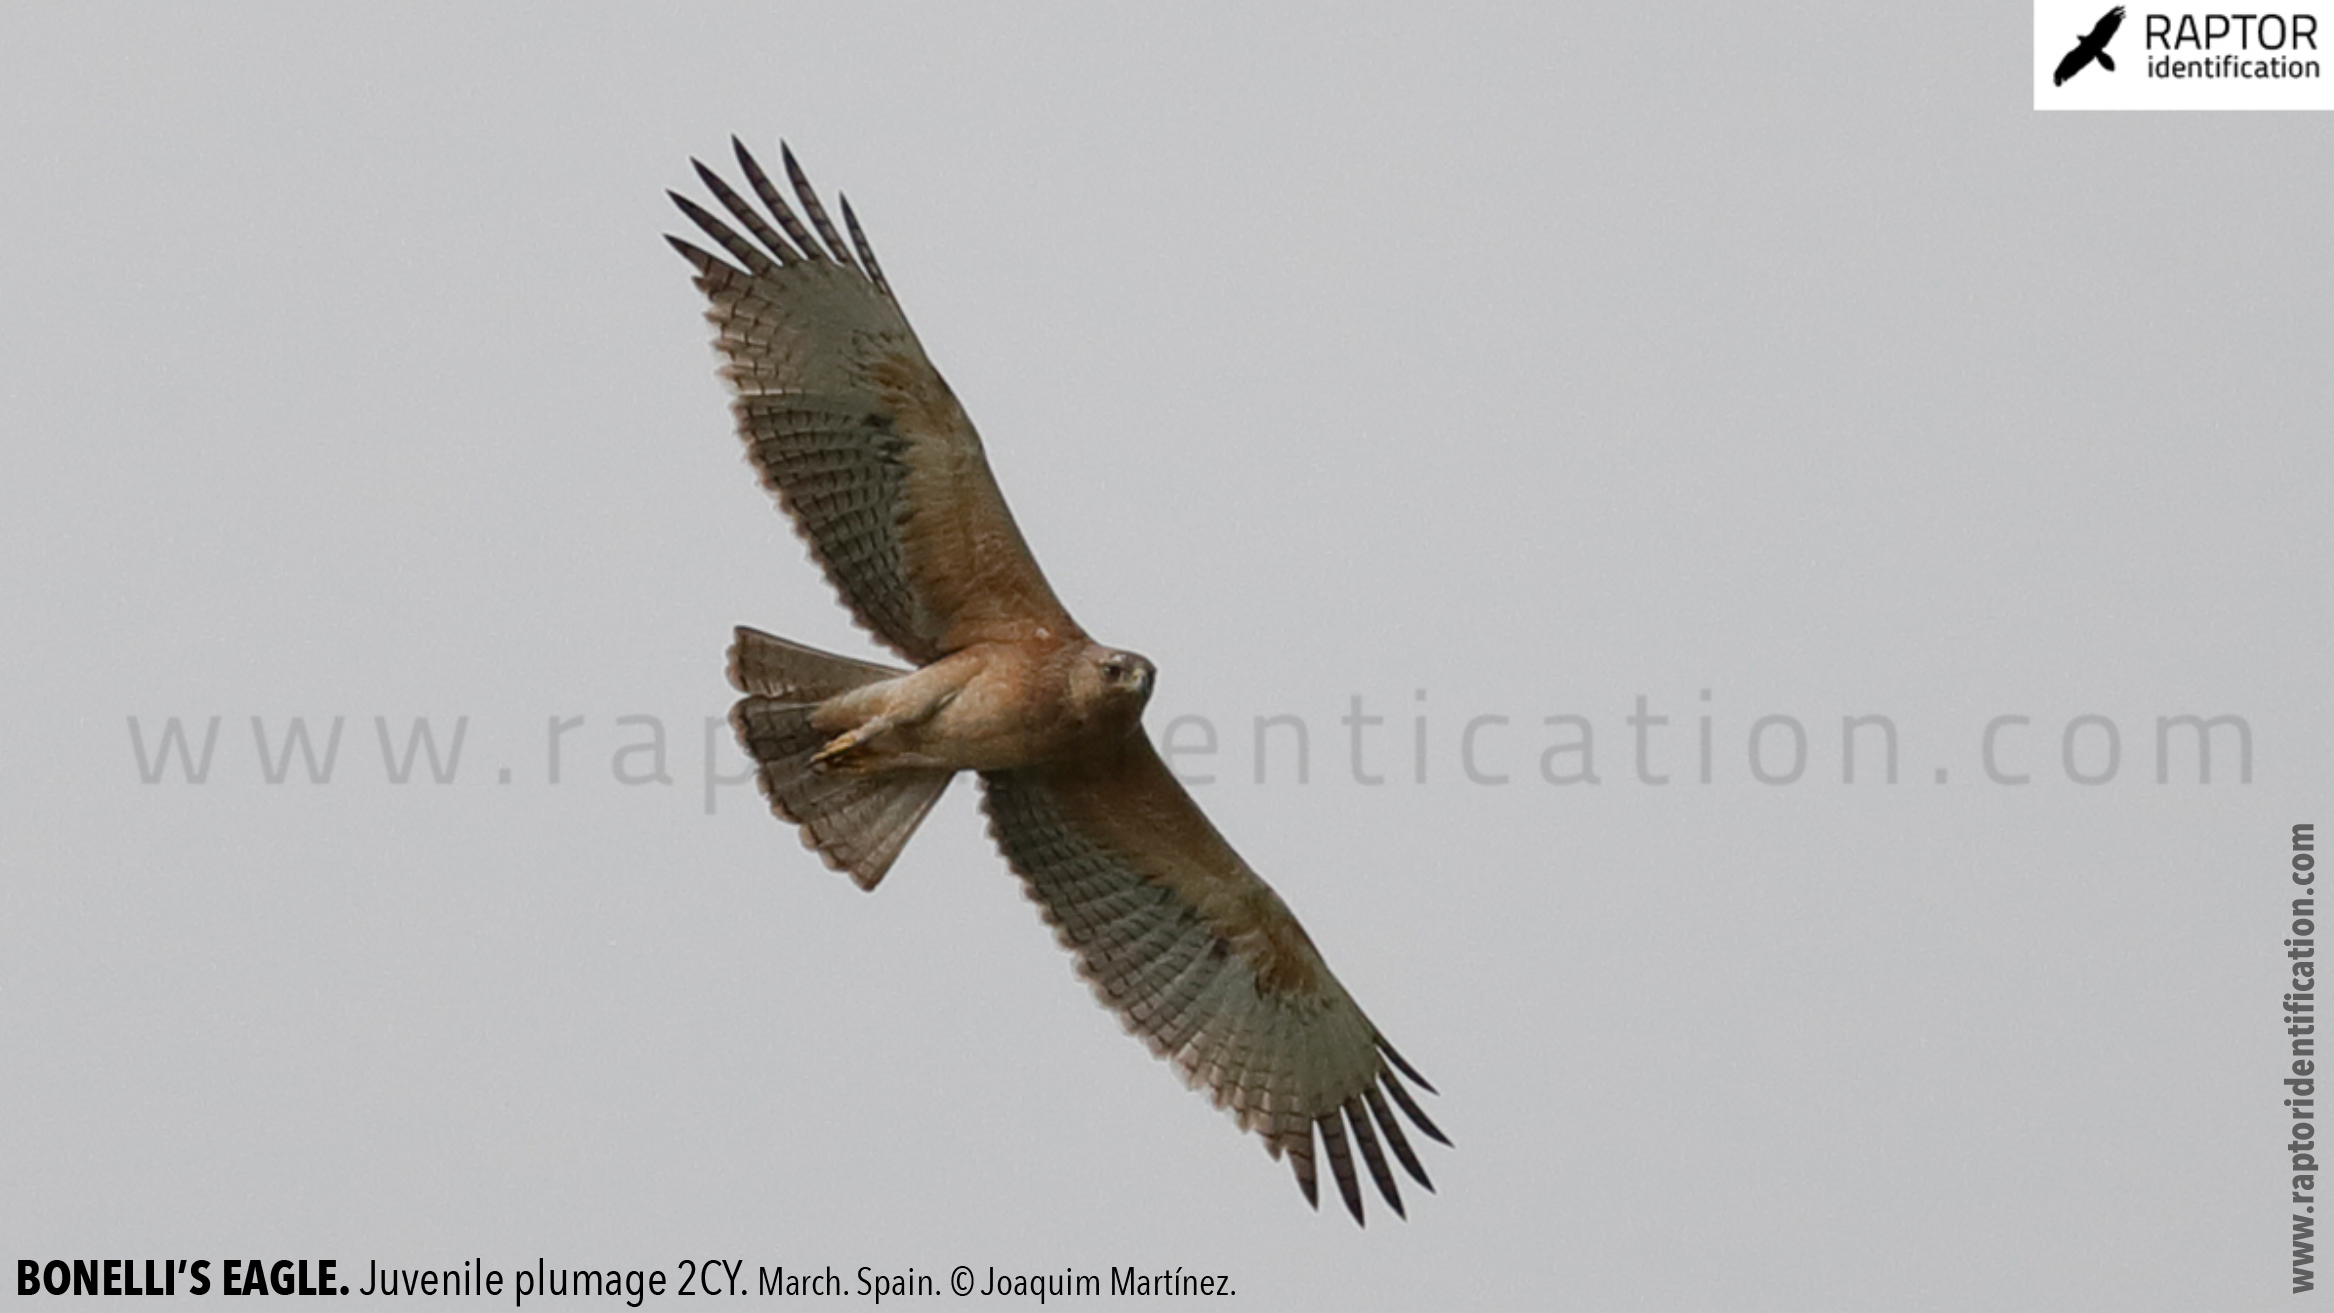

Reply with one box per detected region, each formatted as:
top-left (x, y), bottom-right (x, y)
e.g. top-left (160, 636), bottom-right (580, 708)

top-left (800, 635), bottom-right (1145, 774)
top-left (667, 140), bottom-right (1446, 1224)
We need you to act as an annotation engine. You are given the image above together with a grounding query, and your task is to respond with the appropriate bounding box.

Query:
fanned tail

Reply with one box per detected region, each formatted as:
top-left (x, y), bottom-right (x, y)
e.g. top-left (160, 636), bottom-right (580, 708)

top-left (728, 627), bottom-right (953, 890)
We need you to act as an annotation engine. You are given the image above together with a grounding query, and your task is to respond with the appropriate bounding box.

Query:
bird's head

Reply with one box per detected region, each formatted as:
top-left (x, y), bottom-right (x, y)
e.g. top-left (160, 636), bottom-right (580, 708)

top-left (1079, 644), bottom-right (1157, 726)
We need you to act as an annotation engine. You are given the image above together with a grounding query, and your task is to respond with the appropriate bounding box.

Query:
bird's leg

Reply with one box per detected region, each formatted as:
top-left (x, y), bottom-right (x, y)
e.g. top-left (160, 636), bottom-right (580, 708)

top-left (808, 714), bottom-right (901, 772)
top-left (803, 653), bottom-right (979, 773)
top-left (806, 668), bottom-right (967, 772)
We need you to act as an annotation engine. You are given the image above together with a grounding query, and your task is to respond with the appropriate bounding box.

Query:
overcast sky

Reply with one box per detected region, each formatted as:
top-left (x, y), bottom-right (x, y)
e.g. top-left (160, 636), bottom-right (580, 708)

top-left (3, 4), bottom-right (2330, 1310)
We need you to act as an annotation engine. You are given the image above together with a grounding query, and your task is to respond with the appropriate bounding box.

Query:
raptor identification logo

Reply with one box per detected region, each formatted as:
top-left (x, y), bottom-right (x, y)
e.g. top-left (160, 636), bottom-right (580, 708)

top-left (2034, 0), bottom-right (2334, 107)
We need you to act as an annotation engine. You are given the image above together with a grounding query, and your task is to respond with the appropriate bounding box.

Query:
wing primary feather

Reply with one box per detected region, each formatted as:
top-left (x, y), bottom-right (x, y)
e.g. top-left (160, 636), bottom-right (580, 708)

top-left (1343, 1096), bottom-right (1404, 1218)
top-left (1288, 1125), bottom-right (1320, 1209)
top-left (1316, 1109), bottom-right (1367, 1225)
top-left (1363, 1085), bottom-right (1433, 1191)
top-left (692, 158), bottom-right (799, 266)
top-left (840, 195), bottom-right (894, 299)
top-left (781, 142), bottom-right (865, 274)
top-left (668, 191), bottom-right (774, 277)
top-left (1271, 1112), bottom-right (1313, 1208)
top-left (733, 137), bottom-right (828, 264)
top-left (1376, 1035), bottom-right (1438, 1095)
top-left (663, 233), bottom-right (722, 279)
top-left (1378, 1064), bottom-right (1451, 1147)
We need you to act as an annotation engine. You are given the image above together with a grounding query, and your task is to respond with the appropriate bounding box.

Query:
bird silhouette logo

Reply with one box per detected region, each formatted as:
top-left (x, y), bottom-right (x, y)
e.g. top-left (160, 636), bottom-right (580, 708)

top-left (2054, 6), bottom-right (2126, 84)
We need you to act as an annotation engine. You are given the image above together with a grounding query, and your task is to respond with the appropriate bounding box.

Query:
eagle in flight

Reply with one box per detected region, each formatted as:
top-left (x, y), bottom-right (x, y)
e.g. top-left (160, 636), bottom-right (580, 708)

top-left (2054, 5), bottom-right (2125, 85)
top-left (666, 140), bottom-right (1447, 1223)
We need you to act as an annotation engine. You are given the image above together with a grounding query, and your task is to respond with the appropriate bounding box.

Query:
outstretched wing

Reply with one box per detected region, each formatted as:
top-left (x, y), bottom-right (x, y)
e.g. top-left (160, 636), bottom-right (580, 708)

top-left (2089, 5), bottom-right (2125, 44)
top-left (668, 140), bottom-right (1081, 664)
top-left (2053, 44), bottom-right (2093, 84)
top-left (980, 736), bottom-right (1448, 1224)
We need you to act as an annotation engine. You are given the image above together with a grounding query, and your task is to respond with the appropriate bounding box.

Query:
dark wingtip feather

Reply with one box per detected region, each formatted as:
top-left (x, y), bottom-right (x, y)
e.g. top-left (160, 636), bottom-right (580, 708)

top-left (1317, 1113), bottom-right (1367, 1226)
top-left (1344, 1098), bottom-right (1404, 1218)
top-left (1288, 1129), bottom-right (1321, 1210)
top-left (735, 137), bottom-right (826, 265)
top-left (694, 156), bottom-right (802, 266)
top-left (839, 193), bottom-right (892, 299)
top-left (1377, 1036), bottom-right (1437, 1095)
top-left (779, 141), bottom-right (863, 273)
top-left (666, 190), bottom-right (774, 278)
top-left (667, 189), bottom-right (715, 226)
top-left (1364, 1086), bottom-right (1433, 1193)
top-left (1379, 1066), bottom-right (1450, 1148)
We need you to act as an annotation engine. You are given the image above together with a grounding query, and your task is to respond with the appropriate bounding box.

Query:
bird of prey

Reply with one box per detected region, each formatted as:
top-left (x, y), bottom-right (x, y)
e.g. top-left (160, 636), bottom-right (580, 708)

top-left (2054, 6), bottom-right (2125, 85)
top-left (665, 139), bottom-right (1447, 1224)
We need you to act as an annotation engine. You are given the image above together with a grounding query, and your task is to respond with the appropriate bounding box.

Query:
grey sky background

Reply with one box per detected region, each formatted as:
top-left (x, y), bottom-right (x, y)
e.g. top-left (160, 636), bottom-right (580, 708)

top-left (3, 4), bottom-right (2328, 1309)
